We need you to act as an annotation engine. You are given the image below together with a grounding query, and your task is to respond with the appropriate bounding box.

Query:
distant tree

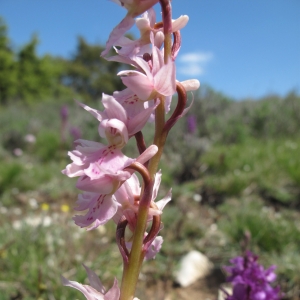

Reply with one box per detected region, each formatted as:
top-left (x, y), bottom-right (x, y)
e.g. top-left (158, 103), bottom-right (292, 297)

top-left (61, 36), bottom-right (125, 102)
top-left (0, 20), bottom-right (127, 105)
top-left (0, 17), bottom-right (17, 104)
top-left (16, 36), bottom-right (52, 103)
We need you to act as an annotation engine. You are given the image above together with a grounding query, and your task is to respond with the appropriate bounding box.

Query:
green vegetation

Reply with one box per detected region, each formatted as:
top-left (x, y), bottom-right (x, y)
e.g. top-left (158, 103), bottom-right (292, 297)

top-left (0, 17), bottom-right (125, 105)
top-left (0, 90), bottom-right (299, 298)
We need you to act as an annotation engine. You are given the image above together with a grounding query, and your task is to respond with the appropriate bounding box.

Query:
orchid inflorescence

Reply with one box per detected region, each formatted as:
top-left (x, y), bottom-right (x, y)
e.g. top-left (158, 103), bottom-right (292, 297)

top-left (61, 0), bottom-right (199, 299)
top-left (224, 251), bottom-right (282, 300)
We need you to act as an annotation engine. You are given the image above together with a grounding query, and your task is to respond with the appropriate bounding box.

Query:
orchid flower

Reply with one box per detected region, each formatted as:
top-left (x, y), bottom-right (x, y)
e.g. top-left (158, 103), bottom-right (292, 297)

top-left (66, 145), bottom-right (158, 229)
top-left (118, 45), bottom-right (176, 101)
top-left (79, 93), bottom-right (158, 137)
top-left (62, 139), bottom-right (134, 194)
top-left (113, 170), bottom-right (171, 231)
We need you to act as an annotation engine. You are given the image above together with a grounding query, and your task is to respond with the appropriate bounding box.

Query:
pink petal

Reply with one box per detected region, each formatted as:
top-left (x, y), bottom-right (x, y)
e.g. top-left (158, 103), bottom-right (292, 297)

top-left (77, 101), bottom-right (104, 122)
top-left (134, 56), bottom-right (153, 78)
top-left (76, 171), bottom-right (131, 194)
top-left (136, 145), bottom-right (158, 165)
top-left (102, 94), bottom-right (127, 123)
top-left (171, 15), bottom-right (189, 32)
top-left (83, 264), bottom-right (105, 293)
top-left (151, 46), bottom-right (164, 75)
top-left (101, 14), bottom-right (135, 57)
top-left (121, 72), bottom-right (154, 101)
top-left (152, 170), bottom-right (162, 201)
top-left (75, 192), bottom-right (100, 211)
top-left (62, 162), bottom-right (85, 177)
top-left (155, 189), bottom-right (172, 211)
top-left (61, 276), bottom-right (104, 300)
top-left (73, 194), bottom-right (118, 229)
top-left (180, 79), bottom-right (200, 91)
top-left (113, 88), bottom-right (146, 120)
top-left (154, 58), bottom-right (176, 97)
top-left (104, 278), bottom-right (120, 300)
top-left (127, 100), bottom-right (159, 134)
top-left (145, 236), bottom-right (163, 260)
top-left (164, 95), bottom-right (172, 113)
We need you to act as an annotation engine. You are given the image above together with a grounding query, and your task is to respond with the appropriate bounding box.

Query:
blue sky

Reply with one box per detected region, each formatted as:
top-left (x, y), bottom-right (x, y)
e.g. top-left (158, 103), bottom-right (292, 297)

top-left (1, 0), bottom-right (299, 99)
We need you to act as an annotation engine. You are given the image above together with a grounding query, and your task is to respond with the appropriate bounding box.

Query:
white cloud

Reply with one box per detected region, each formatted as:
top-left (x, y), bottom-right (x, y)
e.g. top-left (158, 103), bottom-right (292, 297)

top-left (178, 51), bottom-right (213, 77)
top-left (179, 65), bottom-right (205, 76)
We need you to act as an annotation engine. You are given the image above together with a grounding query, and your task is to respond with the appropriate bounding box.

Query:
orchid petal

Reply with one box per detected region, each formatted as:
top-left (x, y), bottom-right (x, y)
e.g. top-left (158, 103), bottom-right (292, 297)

top-left (101, 14), bottom-right (135, 57)
top-left (104, 278), bottom-right (120, 300)
top-left (156, 189), bottom-right (172, 211)
top-left (180, 79), bottom-right (200, 91)
top-left (145, 236), bottom-right (163, 260)
top-left (152, 170), bottom-right (162, 201)
top-left (61, 276), bottom-right (104, 300)
top-left (127, 100), bottom-right (159, 134)
top-left (121, 72), bottom-right (154, 101)
top-left (83, 264), bottom-right (105, 293)
top-left (77, 101), bottom-right (104, 122)
top-left (136, 145), bottom-right (158, 165)
top-left (154, 58), bottom-right (176, 97)
top-left (102, 94), bottom-right (127, 123)
top-left (172, 15), bottom-right (189, 32)
top-left (73, 194), bottom-right (118, 229)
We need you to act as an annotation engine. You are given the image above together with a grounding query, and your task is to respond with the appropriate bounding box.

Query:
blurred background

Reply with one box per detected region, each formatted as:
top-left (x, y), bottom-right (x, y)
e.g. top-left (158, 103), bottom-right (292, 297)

top-left (0, 1), bottom-right (300, 299)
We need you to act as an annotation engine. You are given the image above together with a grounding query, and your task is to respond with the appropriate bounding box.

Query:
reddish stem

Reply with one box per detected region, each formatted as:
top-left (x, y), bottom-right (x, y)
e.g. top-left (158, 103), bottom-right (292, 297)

top-left (163, 81), bottom-right (187, 133)
top-left (134, 131), bottom-right (147, 155)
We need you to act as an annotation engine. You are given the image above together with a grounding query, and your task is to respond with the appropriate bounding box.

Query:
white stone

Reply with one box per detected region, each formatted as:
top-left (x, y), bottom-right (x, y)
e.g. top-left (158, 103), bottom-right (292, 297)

top-left (175, 250), bottom-right (213, 287)
top-left (193, 193), bottom-right (202, 202)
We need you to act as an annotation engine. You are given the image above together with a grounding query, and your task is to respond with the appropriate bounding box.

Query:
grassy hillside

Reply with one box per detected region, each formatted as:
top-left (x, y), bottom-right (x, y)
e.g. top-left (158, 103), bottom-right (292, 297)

top-left (0, 89), bottom-right (299, 299)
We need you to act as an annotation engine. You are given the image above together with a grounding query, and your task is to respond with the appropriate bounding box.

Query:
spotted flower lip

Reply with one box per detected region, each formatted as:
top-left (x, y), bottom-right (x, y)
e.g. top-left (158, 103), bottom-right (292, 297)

top-left (72, 192), bottom-right (119, 230)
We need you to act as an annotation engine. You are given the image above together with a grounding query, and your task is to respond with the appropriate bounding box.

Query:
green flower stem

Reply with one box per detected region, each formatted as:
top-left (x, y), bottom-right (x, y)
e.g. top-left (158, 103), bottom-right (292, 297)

top-left (148, 97), bottom-right (167, 177)
top-left (120, 3), bottom-right (172, 298)
top-left (120, 179), bottom-right (154, 300)
top-left (119, 204), bottom-right (149, 300)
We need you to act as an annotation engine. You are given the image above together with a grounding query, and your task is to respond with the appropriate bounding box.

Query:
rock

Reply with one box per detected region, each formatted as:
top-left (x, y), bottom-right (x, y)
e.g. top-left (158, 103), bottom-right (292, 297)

top-left (175, 250), bottom-right (213, 287)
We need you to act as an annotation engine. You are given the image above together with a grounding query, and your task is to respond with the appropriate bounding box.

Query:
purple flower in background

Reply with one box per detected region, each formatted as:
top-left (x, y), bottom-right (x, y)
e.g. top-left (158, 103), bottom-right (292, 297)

top-left (224, 251), bottom-right (281, 300)
top-left (187, 115), bottom-right (197, 134)
top-left (60, 105), bottom-right (68, 122)
top-left (70, 126), bottom-right (81, 141)
top-left (60, 105), bottom-right (69, 144)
